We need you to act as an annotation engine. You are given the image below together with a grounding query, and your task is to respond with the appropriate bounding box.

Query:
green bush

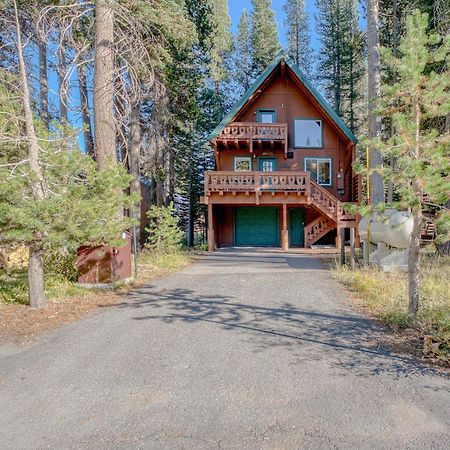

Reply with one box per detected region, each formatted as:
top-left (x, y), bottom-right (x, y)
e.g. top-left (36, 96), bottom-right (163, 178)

top-left (44, 248), bottom-right (77, 281)
top-left (144, 202), bottom-right (184, 253)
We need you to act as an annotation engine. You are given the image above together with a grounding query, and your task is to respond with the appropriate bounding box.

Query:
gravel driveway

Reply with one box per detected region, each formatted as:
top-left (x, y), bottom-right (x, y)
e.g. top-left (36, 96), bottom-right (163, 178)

top-left (0, 249), bottom-right (449, 449)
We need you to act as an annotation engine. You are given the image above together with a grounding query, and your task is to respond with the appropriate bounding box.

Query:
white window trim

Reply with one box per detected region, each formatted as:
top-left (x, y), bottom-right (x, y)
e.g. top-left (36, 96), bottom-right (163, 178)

top-left (294, 119), bottom-right (323, 148)
top-left (234, 156), bottom-right (252, 171)
top-left (304, 157), bottom-right (332, 186)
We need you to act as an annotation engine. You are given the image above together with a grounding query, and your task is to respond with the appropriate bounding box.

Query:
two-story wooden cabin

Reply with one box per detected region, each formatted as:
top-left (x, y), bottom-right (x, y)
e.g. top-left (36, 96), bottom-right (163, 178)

top-left (203, 53), bottom-right (360, 251)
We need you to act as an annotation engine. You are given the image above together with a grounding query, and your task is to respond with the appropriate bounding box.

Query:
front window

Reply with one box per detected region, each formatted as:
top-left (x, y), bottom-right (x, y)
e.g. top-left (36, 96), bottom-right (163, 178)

top-left (257, 109), bottom-right (276, 124)
top-left (294, 119), bottom-right (322, 148)
top-left (234, 156), bottom-right (252, 171)
top-left (305, 158), bottom-right (331, 186)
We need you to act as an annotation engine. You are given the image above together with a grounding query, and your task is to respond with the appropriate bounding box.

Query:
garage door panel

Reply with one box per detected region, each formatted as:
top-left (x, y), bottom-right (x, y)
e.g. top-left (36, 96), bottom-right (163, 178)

top-left (234, 207), bottom-right (279, 247)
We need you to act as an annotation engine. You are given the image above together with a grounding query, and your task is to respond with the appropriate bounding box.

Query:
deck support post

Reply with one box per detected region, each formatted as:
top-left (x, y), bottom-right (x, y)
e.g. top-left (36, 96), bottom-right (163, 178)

top-left (350, 228), bottom-right (355, 269)
top-left (339, 228), bottom-right (346, 265)
top-left (281, 204), bottom-right (289, 251)
top-left (207, 203), bottom-right (215, 252)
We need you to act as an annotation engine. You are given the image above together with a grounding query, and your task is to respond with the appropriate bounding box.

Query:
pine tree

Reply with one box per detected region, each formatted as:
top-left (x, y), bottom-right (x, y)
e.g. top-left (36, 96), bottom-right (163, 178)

top-left (145, 202), bottom-right (184, 253)
top-left (284, 0), bottom-right (314, 78)
top-left (210, 0), bottom-right (232, 91)
top-left (163, 0), bottom-right (217, 247)
top-left (250, 0), bottom-right (281, 75)
top-left (315, 0), bottom-right (364, 133)
top-left (341, 0), bottom-right (364, 133)
top-left (373, 11), bottom-right (449, 317)
top-left (366, 0), bottom-right (385, 204)
top-left (93, 0), bottom-right (116, 167)
top-left (234, 9), bottom-right (253, 93)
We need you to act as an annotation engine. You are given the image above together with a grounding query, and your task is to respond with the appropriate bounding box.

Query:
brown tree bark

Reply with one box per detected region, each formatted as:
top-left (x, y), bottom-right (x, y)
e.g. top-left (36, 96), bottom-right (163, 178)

top-left (94, 0), bottom-right (116, 168)
top-left (387, 0), bottom-right (398, 203)
top-left (38, 29), bottom-right (49, 129)
top-left (130, 103), bottom-right (142, 243)
top-left (78, 63), bottom-right (94, 156)
top-left (59, 36), bottom-right (68, 127)
top-left (407, 98), bottom-right (422, 318)
top-left (28, 243), bottom-right (46, 308)
top-left (14, 0), bottom-right (46, 307)
top-left (366, 0), bottom-right (384, 204)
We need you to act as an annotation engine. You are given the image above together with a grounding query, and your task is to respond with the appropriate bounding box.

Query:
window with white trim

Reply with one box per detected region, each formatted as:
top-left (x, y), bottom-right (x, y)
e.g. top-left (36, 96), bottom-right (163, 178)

top-left (294, 119), bottom-right (322, 148)
top-left (234, 156), bottom-right (252, 171)
top-left (305, 158), bottom-right (331, 186)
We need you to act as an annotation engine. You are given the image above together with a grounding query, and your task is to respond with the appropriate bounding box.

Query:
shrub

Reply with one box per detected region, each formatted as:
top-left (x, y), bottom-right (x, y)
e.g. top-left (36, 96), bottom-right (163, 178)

top-left (44, 248), bottom-right (77, 281)
top-left (144, 202), bottom-right (184, 253)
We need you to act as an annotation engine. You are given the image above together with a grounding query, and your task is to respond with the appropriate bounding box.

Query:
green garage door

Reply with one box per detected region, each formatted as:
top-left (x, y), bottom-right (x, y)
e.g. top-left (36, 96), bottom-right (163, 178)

top-left (234, 207), bottom-right (279, 247)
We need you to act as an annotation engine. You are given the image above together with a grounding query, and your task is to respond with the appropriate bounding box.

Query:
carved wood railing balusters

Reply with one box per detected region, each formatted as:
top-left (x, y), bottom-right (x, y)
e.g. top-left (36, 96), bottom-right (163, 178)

top-left (304, 216), bottom-right (334, 247)
top-left (204, 171), bottom-right (357, 233)
top-left (216, 123), bottom-right (288, 143)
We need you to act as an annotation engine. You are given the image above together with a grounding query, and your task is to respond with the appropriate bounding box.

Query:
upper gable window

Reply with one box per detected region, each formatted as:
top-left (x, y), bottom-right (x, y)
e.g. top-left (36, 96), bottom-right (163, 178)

top-left (294, 119), bottom-right (322, 148)
top-left (257, 109), bottom-right (276, 124)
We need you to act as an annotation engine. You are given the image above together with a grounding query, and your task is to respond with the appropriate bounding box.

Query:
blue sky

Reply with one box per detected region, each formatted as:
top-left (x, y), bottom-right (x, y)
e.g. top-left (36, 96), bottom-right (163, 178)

top-left (227, 0), bottom-right (322, 50)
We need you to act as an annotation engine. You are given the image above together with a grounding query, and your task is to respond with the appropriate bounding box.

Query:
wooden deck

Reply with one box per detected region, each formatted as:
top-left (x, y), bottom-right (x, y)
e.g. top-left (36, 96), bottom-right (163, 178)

top-left (214, 122), bottom-right (288, 156)
top-left (203, 170), bottom-right (358, 251)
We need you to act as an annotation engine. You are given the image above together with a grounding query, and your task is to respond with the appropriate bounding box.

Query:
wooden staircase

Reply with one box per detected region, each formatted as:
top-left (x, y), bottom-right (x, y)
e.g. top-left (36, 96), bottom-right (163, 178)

top-left (306, 180), bottom-right (357, 247)
top-left (304, 215), bottom-right (335, 247)
top-left (309, 181), bottom-right (338, 220)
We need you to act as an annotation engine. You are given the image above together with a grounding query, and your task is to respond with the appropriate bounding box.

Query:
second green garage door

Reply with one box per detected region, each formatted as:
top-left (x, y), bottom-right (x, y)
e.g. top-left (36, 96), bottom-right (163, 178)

top-left (234, 207), bottom-right (279, 247)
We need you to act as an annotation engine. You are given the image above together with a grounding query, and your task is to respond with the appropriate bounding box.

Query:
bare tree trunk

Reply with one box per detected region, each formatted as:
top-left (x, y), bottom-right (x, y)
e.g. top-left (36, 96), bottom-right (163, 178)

top-left (168, 147), bottom-right (175, 204)
top-left (28, 244), bottom-right (46, 308)
top-left (78, 63), bottom-right (94, 156)
top-left (408, 201), bottom-right (421, 317)
top-left (59, 35), bottom-right (68, 127)
top-left (38, 30), bottom-right (49, 129)
top-left (408, 98), bottom-right (422, 318)
top-left (14, 0), bottom-right (46, 307)
top-left (387, 0), bottom-right (398, 203)
top-left (130, 103), bottom-right (142, 243)
top-left (366, 0), bottom-right (384, 204)
top-left (94, 0), bottom-right (116, 168)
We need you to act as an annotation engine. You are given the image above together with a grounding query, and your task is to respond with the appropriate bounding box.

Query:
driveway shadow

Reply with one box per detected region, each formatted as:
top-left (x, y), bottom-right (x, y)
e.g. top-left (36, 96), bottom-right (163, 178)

top-left (120, 286), bottom-right (449, 380)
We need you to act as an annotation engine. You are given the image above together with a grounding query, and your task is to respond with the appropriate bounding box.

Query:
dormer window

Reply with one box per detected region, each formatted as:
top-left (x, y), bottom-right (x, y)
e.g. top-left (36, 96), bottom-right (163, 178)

top-left (294, 119), bottom-right (323, 148)
top-left (257, 109), bottom-right (276, 124)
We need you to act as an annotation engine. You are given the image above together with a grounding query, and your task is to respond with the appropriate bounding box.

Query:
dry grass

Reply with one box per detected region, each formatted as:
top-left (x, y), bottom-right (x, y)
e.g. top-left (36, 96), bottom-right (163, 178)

top-left (134, 250), bottom-right (189, 282)
top-left (332, 255), bottom-right (450, 361)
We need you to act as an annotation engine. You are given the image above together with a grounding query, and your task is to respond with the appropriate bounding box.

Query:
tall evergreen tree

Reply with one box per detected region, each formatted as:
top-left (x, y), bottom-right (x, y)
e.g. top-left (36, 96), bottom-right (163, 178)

top-left (315, 0), bottom-right (364, 133)
top-left (250, 0), bottom-right (281, 75)
top-left (373, 11), bottom-right (449, 316)
top-left (284, 0), bottom-right (314, 78)
top-left (93, 0), bottom-right (116, 167)
top-left (234, 9), bottom-right (253, 93)
top-left (366, 0), bottom-right (384, 204)
top-left (164, 0), bottom-right (217, 246)
top-left (210, 0), bottom-right (232, 92)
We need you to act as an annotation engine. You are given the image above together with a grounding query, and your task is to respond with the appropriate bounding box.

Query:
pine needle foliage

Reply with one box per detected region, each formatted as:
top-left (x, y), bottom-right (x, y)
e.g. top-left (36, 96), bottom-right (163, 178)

top-left (233, 9), bottom-right (253, 93)
top-left (250, 0), bottom-right (281, 76)
top-left (0, 71), bottom-right (137, 256)
top-left (284, 0), bottom-right (314, 78)
top-left (145, 202), bottom-right (184, 253)
top-left (362, 11), bottom-right (449, 317)
top-left (374, 11), bottom-right (449, 240)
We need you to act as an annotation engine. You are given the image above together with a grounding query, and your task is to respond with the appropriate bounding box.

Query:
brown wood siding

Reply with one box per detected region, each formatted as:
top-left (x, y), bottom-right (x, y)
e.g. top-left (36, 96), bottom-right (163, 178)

top-left (216, 68), bottom-right (354, 202)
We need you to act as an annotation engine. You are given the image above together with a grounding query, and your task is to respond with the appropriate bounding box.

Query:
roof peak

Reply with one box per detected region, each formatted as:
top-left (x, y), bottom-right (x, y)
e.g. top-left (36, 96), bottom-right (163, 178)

top-left (208, 53), bottom-right (357, 144)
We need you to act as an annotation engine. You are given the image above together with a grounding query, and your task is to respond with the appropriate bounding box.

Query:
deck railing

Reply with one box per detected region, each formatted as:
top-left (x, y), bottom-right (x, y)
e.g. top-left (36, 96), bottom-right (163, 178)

top-left (204, 170), bottom-right (359, 226)
top-left (216, 122), bottom-right (288, 142)
top-left (205, 171), bottom-right (310, 194)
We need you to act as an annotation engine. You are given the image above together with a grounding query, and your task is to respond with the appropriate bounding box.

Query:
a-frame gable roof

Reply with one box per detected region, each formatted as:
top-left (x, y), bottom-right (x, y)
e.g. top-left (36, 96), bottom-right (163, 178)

top-left (208, 52), bottom-right (358, 144)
